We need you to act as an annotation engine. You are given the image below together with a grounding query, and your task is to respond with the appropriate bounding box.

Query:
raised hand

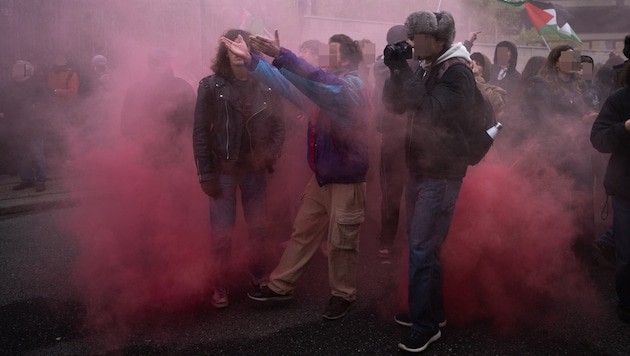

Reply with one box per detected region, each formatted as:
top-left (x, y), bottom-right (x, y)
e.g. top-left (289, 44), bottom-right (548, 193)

top-left (220, 34), bottom-right (251, 64)
top-left (250, 29), bottom-right (281, 58)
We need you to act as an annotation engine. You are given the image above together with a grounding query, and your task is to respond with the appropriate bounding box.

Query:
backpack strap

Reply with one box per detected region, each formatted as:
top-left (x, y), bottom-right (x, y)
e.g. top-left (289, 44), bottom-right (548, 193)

top-left (436, 57), bottom-right (472, 80)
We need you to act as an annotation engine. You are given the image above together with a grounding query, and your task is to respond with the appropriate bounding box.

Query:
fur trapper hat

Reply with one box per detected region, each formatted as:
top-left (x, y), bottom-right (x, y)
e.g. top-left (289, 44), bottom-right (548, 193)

top-left (404, 11), bottom-right (456, 46)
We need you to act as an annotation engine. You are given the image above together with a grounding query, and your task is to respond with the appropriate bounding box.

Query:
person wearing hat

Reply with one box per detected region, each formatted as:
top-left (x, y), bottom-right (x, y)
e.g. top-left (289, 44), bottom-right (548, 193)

top-left (382, 10), bottom-right (476, 352)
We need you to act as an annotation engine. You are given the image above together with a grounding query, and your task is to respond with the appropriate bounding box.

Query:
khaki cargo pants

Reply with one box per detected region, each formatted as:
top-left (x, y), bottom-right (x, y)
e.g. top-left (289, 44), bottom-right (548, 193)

top-left (268, 176), bottom-right (366, 300)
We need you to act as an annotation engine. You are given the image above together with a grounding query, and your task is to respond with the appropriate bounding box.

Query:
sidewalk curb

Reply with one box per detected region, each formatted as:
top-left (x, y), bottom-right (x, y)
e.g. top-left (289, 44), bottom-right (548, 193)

top-left (0, 194), bottom-right (77, 217)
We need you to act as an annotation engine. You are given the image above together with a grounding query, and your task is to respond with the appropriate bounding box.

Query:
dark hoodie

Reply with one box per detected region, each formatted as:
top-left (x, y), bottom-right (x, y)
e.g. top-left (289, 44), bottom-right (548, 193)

top-left (489, 41), bottom-right (521, 96)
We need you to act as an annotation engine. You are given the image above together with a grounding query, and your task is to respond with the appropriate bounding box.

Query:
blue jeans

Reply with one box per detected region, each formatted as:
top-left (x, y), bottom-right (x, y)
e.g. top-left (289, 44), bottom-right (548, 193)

top-left (613, 196), bottom-right (630, 309)
top-left (405, 174), bottom-right (462, 334)
top-left (209, 172), bottom-right (269, 284)
top-left (18, 139), bottom-right (46, 184)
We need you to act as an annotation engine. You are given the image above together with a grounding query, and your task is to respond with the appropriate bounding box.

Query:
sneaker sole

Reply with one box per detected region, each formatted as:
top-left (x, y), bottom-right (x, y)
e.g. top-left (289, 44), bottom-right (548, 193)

top-left (394, 316), bottom-right (412, 327)
top-left (398, 330), bottom-right (441, 352)
top-left (247, 293), bottom-right (293, 302)
top-left (211, 301), bottom-right (229, 309)
top-left (322, 301), bottom-right (355, 320)
top-left (395, 317), bottom-right (447, 328)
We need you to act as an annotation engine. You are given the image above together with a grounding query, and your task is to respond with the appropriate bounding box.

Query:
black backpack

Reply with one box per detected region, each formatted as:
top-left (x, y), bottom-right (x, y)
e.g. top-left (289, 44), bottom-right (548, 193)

top-left (438, 58), bottom-right (498, 165)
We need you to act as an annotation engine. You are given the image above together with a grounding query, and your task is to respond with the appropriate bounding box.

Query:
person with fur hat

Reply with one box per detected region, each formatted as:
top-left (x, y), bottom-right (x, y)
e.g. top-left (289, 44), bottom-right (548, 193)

top-left (382, 10), bottom-right (476, 353)
top-left (470, 52), bottom-right (507, 115)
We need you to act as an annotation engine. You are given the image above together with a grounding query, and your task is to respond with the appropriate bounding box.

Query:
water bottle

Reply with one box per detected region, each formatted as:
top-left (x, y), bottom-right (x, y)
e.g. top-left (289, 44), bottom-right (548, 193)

top-left (486, 122), bottom-right (503, 140)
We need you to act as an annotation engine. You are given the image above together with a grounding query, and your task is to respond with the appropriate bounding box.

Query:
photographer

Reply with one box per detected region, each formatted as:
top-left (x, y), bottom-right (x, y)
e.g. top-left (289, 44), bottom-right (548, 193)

top-left (382, 10), bottom-right (476, 353)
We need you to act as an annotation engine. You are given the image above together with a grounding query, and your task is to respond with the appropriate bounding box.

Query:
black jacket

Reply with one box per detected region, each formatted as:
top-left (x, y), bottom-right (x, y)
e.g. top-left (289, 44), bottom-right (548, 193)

top-left (382, 49), bottom-right (476, 179)
top-left (489, 41), bottom-right (521, 96)
top-left (193, 75), bottom-right (285, 182)
top-left (591, 87), bottom-right (630, 199)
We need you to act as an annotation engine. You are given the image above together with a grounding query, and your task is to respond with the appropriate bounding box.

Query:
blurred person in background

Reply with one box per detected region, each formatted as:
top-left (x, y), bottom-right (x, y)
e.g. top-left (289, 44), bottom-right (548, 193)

top-left (47, 53), bottom-right (80, 161)
top-left (489, 40), bottom-right (521, 99)
top-left (193, 29), bottom-right (286, 309)
top-left (372, 24), bottom-right (412, 262)
top-left (0, 60), bottom-right (51, 192)
top-left (521, 45), bottom-right (599, 255)
top-left (120, 48), bottom-right (195, 165)
top-left (470, 52), bottom-right (507, 115)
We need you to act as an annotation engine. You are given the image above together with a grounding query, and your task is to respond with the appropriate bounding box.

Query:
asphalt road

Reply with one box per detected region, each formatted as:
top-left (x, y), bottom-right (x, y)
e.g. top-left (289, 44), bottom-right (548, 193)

top-left (1, 207), bottom-right (629, 356)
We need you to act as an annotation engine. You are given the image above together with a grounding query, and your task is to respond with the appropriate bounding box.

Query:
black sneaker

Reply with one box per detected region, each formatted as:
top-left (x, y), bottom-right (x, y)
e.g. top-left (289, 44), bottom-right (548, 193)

top-left (395, 313), bottom-right (447, 328)
top-left (322, 296), bottom-right (355, 320)
top-left (618, 305), bottom-right (630, 324)
top-left (247, 285), bottom-right (293, 302)
top-left (398, 329), bottom-right (441, 353)
top-left (12, 182), bottom-right (34, 191)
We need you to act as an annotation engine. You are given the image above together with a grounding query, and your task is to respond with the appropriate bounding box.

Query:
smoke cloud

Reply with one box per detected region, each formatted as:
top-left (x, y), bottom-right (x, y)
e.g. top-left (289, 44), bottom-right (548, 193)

top-left (0, 0), bottom-right (614, 341)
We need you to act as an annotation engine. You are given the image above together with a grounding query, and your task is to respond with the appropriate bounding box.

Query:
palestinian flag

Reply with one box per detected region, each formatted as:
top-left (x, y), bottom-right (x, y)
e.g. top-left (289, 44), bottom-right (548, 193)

top-left (496, 0), bottom-right (582, 43)
top-left (525, 1), bottom-right (581, 43)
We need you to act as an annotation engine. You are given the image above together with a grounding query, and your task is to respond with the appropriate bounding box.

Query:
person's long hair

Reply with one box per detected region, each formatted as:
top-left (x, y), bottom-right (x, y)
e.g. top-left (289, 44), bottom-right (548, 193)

top-left (210, 29), bottom-right (253, 79)
top-left (538, 44), bottom-right (585, 94)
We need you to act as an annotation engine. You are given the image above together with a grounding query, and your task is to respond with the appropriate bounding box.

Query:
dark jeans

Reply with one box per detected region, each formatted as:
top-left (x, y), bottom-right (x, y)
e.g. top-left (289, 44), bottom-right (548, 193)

top-left (405, 173), bottom-right (462, 334)
top-left (613, 196), bottom-right (630, 309)
top-left (18, 139), bottom-right (47, 184)
top-left (209, 172), bottom-right (269, 284)
top-left (378, 132), bottom-right (406, 247)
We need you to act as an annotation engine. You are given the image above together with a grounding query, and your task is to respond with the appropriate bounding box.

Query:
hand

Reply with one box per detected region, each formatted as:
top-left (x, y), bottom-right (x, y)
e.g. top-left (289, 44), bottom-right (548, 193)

top-left (220, 34), bottom-right (252, 65)
top-left (468, 31), bottom-right (481, 43)
top-left (625, 119), bottom-right (630, 132)
top-left (250, 29), bottom-right (281, 58)
top-left (581, 112), bottom-right (598, 123)
top-left (201, 179), bottom-right (222, 199)
top-left (383, 56), bottom-right (409, 72)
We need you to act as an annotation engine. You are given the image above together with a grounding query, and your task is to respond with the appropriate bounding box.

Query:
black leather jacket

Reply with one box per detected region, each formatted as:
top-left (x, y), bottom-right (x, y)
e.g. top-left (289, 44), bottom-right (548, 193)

top-left (193, 75), bottom-right (285, 181)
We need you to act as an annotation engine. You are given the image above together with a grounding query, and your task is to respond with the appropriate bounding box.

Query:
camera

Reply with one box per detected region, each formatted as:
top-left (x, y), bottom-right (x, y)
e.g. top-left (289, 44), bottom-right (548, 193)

top-left (383, 41), bottom-right (413, 61)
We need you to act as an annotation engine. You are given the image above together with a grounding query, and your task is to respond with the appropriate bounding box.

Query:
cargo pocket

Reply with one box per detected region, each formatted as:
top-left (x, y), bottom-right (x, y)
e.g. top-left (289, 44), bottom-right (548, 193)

top-left (332, 208), bottom-right (365, 250)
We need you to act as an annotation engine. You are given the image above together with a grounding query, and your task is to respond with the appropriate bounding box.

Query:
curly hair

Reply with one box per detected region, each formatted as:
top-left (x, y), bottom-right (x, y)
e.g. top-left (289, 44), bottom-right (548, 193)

top-left (328, 34), bottom-right (363, 70)
top-left (211, 28), bottom-right (253, 79)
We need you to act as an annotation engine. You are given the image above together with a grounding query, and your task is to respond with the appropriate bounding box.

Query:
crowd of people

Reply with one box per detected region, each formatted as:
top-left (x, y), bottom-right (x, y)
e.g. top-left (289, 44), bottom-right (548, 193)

top-left (2, 7), bottom-right (630, 353)
top-left (0, 53), bottom-right (112, 192)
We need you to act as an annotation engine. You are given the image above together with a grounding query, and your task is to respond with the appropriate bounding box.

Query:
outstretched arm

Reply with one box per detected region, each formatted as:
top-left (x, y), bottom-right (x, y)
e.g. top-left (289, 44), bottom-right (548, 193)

top-left (220, 34), bottom-right (252, 65)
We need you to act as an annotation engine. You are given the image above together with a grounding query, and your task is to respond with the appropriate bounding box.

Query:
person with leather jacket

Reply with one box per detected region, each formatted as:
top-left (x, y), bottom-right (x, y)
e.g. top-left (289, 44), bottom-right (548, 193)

top-left (192, 28), bottom-right (285, 309)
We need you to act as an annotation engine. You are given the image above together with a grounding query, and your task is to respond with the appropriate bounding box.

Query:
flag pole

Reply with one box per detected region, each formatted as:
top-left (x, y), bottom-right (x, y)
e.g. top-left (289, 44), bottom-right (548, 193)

top-left (540, 34), bottom-right (551, 50)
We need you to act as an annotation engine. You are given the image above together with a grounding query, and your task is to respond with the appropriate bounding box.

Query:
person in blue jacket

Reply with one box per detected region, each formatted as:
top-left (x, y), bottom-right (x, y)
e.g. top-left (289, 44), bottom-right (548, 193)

top-left (221, 30), bottom-right (369, 320)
